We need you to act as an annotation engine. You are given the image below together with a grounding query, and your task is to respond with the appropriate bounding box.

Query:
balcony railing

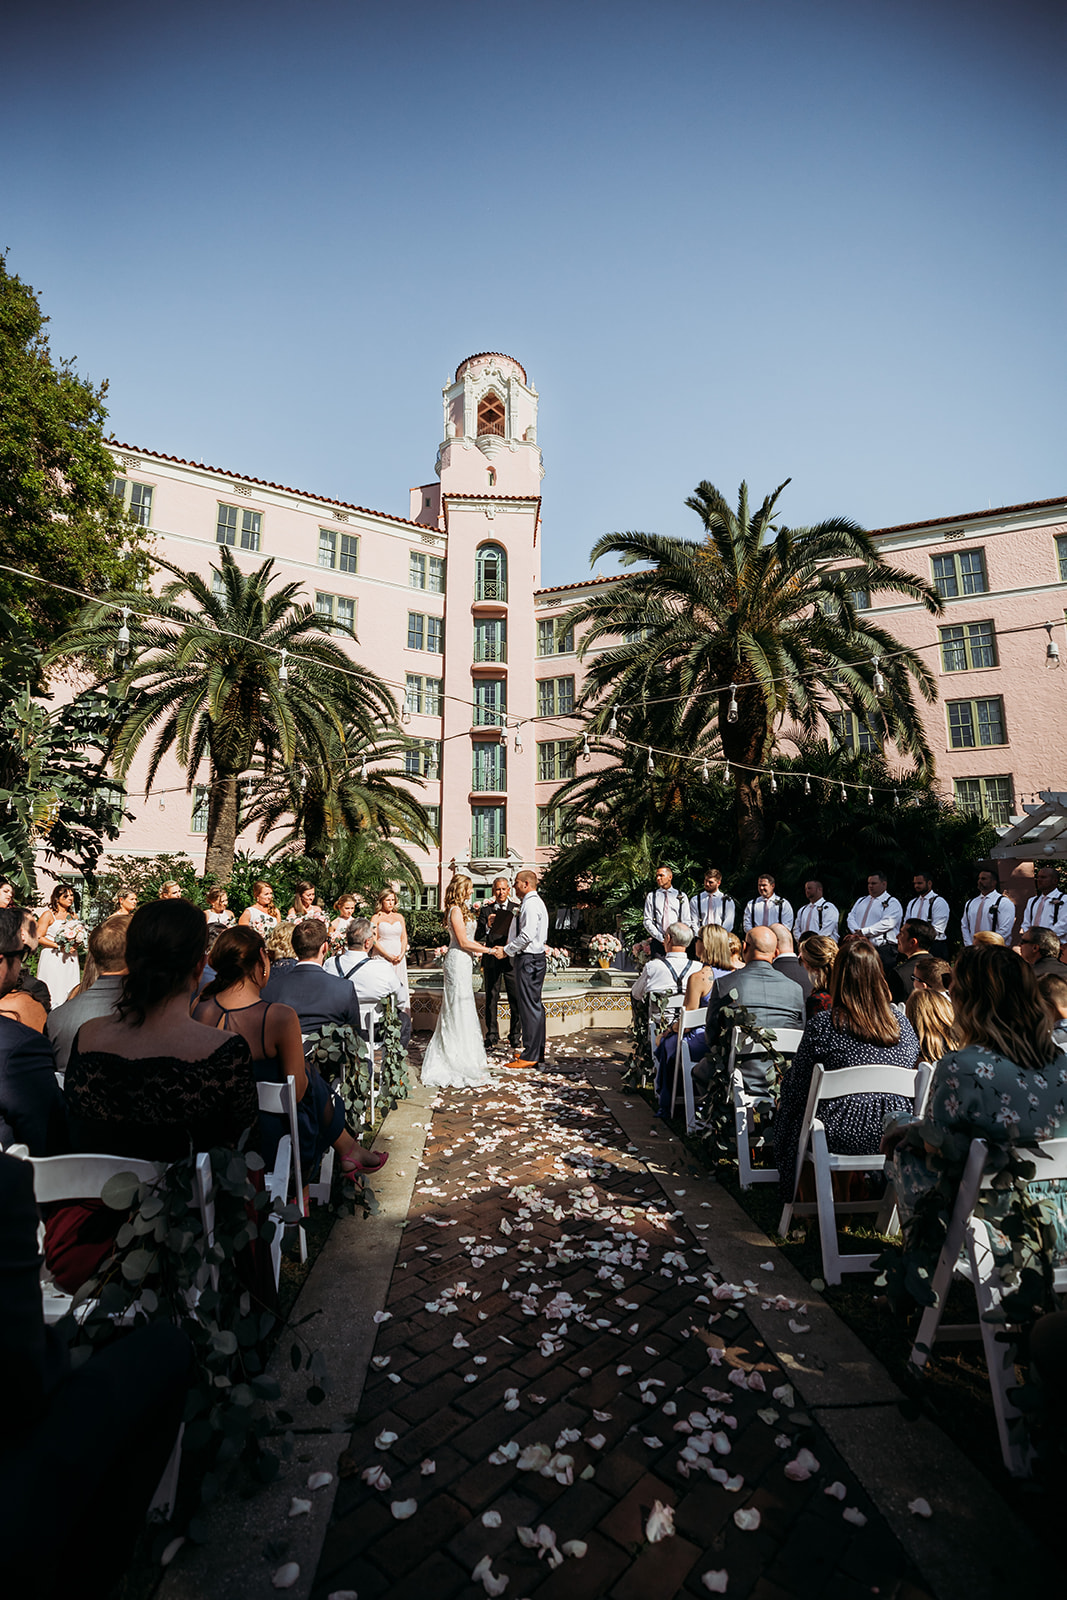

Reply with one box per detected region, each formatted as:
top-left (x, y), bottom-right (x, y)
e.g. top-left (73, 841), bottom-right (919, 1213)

top-left (472, 706), bottom-right (506, 727)
top-left (474, 578), bottom-right (508, 602)
top-left (471, 771), bottom-right (507, 793)
top-left (471, 833), bottom-right (506, 858)
top-left (473, 639), bottom-right (507, 663)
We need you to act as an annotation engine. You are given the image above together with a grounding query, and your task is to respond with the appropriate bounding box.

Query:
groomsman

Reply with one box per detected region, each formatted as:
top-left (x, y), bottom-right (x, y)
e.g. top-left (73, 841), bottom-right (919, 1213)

top-left (793, 879), bottom-right (839, 938)
top-left (904, 871), bottom-right (951, 952)
top-left (1021, 866), bottom-right (1067, 943)
top-left (961, 868), bottom-right (1016, 946)
top-left (643, 865), bottom-right (693, 959)
top-left (689, 868), bottom-right (736, 933)
top-left (846, 872), bottom-right (903, 964)
top-left (743, 874), bottom-right (793, 933)
top-left (496, 870), bottom-right (549, 1069)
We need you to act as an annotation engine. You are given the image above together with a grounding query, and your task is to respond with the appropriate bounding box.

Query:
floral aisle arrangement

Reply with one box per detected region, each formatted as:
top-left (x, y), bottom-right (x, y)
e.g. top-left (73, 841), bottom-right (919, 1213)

top-left (545, 946), bottom-right (571, 975)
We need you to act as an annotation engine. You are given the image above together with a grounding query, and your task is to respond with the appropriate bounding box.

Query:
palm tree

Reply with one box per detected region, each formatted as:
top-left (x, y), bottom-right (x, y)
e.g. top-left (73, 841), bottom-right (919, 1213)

top-left (52, 548), bottom-right (398, 878)
top-left (244, 723), bottom-right (436, 865)
top-left (558, 479), bottom-right (943, 865)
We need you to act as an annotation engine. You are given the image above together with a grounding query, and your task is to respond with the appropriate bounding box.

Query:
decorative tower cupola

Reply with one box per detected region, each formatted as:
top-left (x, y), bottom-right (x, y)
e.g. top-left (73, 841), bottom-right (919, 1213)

top-left (436, 352), bottom-right (543, 496)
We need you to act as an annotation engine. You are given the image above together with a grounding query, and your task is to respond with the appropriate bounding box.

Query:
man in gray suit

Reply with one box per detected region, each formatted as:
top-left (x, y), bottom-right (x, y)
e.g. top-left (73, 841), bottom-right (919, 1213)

top-left (698, 925), bottom-right (805, 1097)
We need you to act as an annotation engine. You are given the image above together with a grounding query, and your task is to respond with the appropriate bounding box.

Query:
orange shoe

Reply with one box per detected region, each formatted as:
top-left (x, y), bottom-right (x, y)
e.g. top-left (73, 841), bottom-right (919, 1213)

top-left (504, 1058), bottom-right (534, 1069)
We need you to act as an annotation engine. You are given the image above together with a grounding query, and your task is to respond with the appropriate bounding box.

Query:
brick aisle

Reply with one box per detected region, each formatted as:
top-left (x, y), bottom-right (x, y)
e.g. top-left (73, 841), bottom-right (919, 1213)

top-left (312, 1056), bottom-right (933, 1600)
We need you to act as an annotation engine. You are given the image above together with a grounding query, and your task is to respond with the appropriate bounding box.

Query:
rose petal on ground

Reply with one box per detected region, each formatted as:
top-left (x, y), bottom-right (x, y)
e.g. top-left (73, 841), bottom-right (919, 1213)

top-left (517, 1442), bottom-right (553, 1472)
top-left (843, 1506), bottom-right (868, 1527)
top-left (593, 1409), bottom-right (612, 1421)
top-left (482, 1509), bottom-right (503, 1527)
top-left (361, 1465), bottom-right (391, 1491)
top-left (587, 1433), bottom-right (607, 1450)
top-left (272, 1565), bottom-right (300, 1589)
top-left (373, 1310), bottom-right (392, 1323)
top-left (645, 1500), bottom-right (675, 1542)
top-left (772, 1384), bottom-right (795, 1406)
top-left (702, 1571), bottom-right (729, 1593)
top-left (788, 1320), bottom-right (811, 1334)
top-left (561, 1540), bottom-right (588, 1558)
top-left (746, 1371), bottom-right (766, 1392)
top-left (420, 1459), bottom-right (436, 1475)
top-left (390, 1499), bottom-right (417, 1519)
top-left (733, 1507), bottom-right (761, 1531)
top-left (616, 1364), bottom-right (632, 1376)
top-left (516, 1527), bottom-right (539, 1547)
top-left (825, 1481), bottom-right (847, 1500)
top-left (288, 1497), bottom-right (312, 1517)
top-left (160, 1537), bottom-right (184, 1567)
top-left (759, 1261), bottom-right (774, 1272)
top-left (472, 1555), bottom-right (509, 1596)
top-left (374, 1431), bottom-right (398, 1450)
top-left (307, 1471), bottom-right (333, 1490)
top-left (723, 1474), bottom-right (745, 1492)
top-left (908, 1498), bottom-right (933, 1518)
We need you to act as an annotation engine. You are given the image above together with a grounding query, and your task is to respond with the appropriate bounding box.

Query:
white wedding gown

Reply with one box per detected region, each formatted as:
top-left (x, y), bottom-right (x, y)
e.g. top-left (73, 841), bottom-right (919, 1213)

top-left (420, 918), bottom-right (494, 1089)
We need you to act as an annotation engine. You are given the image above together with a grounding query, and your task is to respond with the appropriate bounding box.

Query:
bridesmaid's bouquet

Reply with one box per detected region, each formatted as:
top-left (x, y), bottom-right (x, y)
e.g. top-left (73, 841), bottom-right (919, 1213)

top-left (53, 919), bottom-right (87, 954)
top-left (631, 938), bottom-right (653, 970)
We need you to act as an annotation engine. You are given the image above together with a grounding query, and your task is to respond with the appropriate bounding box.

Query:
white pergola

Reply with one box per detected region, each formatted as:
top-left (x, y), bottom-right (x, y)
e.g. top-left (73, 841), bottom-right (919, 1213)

top-left (991, 791), bottom-right (1067, 861)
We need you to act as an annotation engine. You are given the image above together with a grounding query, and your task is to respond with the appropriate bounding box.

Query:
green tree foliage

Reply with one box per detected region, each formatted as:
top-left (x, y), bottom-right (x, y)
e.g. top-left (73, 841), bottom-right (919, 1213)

top-left (558, 479), bottom-right (943, 864)
top-left (51, 548), bottom-right (400, 879)
top-left (0, 254), bottom-right (148, 642)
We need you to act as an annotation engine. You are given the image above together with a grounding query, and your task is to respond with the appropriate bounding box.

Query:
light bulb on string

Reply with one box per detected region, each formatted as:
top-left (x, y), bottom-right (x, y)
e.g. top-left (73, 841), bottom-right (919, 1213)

top-left (769, 771), bottom-right (777, 794)
top-left (893, 789), bottom-right (900, 807)
top-left (723, 760), bottom-right (731, 782)
top-left (279, 650), bottom-right (289, 686)
top-left (701, 758), bottom-right (709, 783)
top-left (872, 657), bottom-right (885, 694)
top-left (840, 782), bottom-right (847, 803)
top-left (581, 733), bottom-right (591, 762)
top-left (300, 772), bottom-right (307, 792)
top-left (867, 786), bottom-right (874, 806)
top-left (1045, 622), bottom-right (1060, 667)
top-left (803, 775), bottom-right (811, 796)
top-left (514, 726), bottom-right (523, 753)
top-left (646, 747), bottom-right (655, 775)
top-left (360, 755), bottom-right (368, 782)
top-left (607, 707), bottom-right (618, 736)
top-left (401, 703), bottom-right (411, 724)
top-left (116, 607), bottom-right (131, 657)
top-left (499, 722), bottom-right (508, 748)
top-left (158, 794), bottom-right (165, 811)
top-left (727, 684), bottom-right (739, 724)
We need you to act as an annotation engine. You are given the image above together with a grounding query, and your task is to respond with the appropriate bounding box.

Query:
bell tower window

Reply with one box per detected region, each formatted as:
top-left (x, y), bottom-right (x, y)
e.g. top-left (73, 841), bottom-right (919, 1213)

top-left (475, 544), bottom-right (508, 603)
top-left (477, 391), bottom-right (506, 438)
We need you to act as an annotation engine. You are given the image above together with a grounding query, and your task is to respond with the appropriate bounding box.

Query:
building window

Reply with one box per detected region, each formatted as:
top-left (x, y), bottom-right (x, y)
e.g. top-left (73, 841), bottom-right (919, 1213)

top-left (399, 885), bottom-right (440, 912)
top-left (405, 674), bottom-right (442, 716)
top-left (1056, 536), bottom-right (1067, 581)
top-left (404, 739), bottom-right (440, 778)
top-left (538, 739), bottom-right (576, 782)
top-left (818, 571), bottom-right (871, 615)
top-left (316, 592), bottom-right (356, 632)
top-left (475, 544), bottom-right (508, 602)
top-left (474, 618), bottom-right (506, 663)
top-left (827, 711), bottom-right (881, 753)
top-left (471, 804), bottom-right (506, 857)
top-left (932, 548), bottom-right (987, 599)
top-left (408, 612), bottom-right (443, 652)
top-left (954, 775), bottom-right (1014, 827)
top-left (537, 619), bottom-right (574, 656)
top-left (319, 529), bottom-right (359, 573)
top-left (216, 504), bottom-right (261, 551)
top-left (211, 571), bottom-right (228, 606)
top-left (409, 551), bottom-right (445, 592)
top-left (939, 620), bottom-right (998, 672)
top-left (947, 696), bottom-right (1006, 749)
top-left (190, 786), bottom-right (209, 833)
top-left (477, 391), bottom-right (506, 437)
top-left (537, 676), bottom-right (575, 718)
top-left (538, 805), bottom-right (575, 848)
top-left (623, 625), bottom-right (653, 643)
top-left (473, 679), bottom-right (507, 727)
top-left (472, 741), bottom-right (506, 792)
top-left (424, 806), bottom-right (440, 841)
top-left (111, 478), bottom-right (154, 527)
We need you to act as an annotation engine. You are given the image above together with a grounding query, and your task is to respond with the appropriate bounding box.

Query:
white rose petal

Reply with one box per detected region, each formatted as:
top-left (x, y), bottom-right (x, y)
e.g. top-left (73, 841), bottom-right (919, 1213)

top-left (723, 1474), bottom-right (745, 1492)
top-left (517, 1442), bottom-right (553, 1472)
top-left (288, 1497), bottom-right (312, 1517)
top-left (516, 1526), bottom-right (539, 1547)
top-left (843, 1506), bottom-right (868, 1527)
top-left (390, 1499), bottom-right (417, 1519)
top-left (759, 1261), bottom-right (774, 1272)
top-left (472, 1555), bottom-right (509, 1596)
top-left (561, 1539), bottom-right (587, 1558)
top-left (908, 1497), bottom-right (933, 1518)
top-left (453, 1333), bottom-right (470, 1349)
top-left (593, 1409), bottom-right (612, 1421)
top-left (616, 1364), bottom-right (632, 1376)
top-left (645, 1499), bottom-right (675, 1542)
top-left (373, 1310), bottom-right (392, 1323)
top-left (160, 1537), bottom-right (185, 1567)
top-left (825, 1481), bottom-right (847, 1500)
top-left (374, 1430), bottom-right (398, 1450)
top-left (420, 1458), bottom-right (436, 1475)
top-left (702, 1572), bottom-right (729, 1593)
top-left (361, 1465), bottom-right (391, 1491)
top-left (733, 1507), bottom-right (761, 1531)
top-left (272, 1565), bottom-right (300, 1590)
top-left (772, 1384), bottom-right (795, 1406)
top-left (788, 1320), bottom-right (810, 1334)
top-left (307, 1471), bottom-right (333, 1490)
top-left (482, 1510), bottom-right (503, 1527)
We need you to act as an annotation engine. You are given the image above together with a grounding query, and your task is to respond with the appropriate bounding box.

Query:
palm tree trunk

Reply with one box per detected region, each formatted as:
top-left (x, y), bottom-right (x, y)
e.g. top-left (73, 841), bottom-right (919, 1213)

top-left (735, 771), bottom-right (765, 868)
top-left (204, 770), bottom-right (240, 880)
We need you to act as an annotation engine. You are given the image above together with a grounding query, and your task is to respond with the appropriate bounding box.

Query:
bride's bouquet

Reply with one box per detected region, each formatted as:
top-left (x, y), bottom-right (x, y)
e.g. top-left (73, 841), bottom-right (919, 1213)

top-left (53, 919), bottom-right (87, 955)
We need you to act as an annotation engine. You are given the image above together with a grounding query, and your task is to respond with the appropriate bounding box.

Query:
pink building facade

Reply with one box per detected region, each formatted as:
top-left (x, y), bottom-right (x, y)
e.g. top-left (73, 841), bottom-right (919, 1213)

top-left (88, 354), bottom-right (1065, 901)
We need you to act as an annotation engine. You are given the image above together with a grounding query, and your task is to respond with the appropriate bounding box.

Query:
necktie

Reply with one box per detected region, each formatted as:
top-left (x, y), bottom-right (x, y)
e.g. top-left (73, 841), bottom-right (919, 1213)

top-left (1036, 895), bottom-right (1047, 925)
top-left (661, 893), bottom-right (671, 938)
top-left (862, 896), bottom-right (874, 930)
top-left (976, 897), bottom-right (987, 934)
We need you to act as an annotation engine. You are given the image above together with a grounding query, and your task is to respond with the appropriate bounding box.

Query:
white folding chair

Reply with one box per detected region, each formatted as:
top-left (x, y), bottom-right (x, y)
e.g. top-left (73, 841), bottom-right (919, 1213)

top-left (256, 1080), bottom-right (300, 1275)
top-left (648, 990), bottom-right (686, 1081)
top-left (728, 1026), bottom-right (804, 1187)
top-left (360, 1001), bottom-right (380, 1128)
top-left (670, 1006), bottom-right (706, 1130)
top-left (910, 1136), bottom-right (1067, 1476)
top-left (778, 1062), bottom-right (931, 1285)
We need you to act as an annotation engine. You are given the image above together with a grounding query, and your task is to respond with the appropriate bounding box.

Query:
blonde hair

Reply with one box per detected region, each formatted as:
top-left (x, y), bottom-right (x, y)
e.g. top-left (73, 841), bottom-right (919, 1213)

top-left (798, 933), bottom-right (838, 993)
top-left (265, 921), bottom-right (294, 963)
top-left (972, 930), bottom-right (1005, 948)
top-left (906, 987), bottom-right (958, 1064)
top-left (727, 932), bottom-right (743, 964)
top-left (376, 887), bottom-right (399, 910)
top-left (251, 879), bottom-right (273, 901)
top-left (443, 875), bottom-right (473, 912)
top-left (334, 892), bottom-right (356, 913)
top-left (698, 924), bottom-right (732, 972)
top-left (158, 880), bottom-right (181, 898)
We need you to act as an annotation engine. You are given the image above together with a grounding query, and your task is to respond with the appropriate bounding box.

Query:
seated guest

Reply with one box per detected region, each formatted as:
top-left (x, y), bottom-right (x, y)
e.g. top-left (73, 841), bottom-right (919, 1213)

top-left (905, 986), bottom-right (958, 1066)
top-left (1038, 971), bottom-right (1067, 1049)
top-left (682, 924), bottom-right (736, 1010)
top-left (695, 926), bottom-right (806, 1100)
top-left (775, 937), bottom-right (918, 1205)
top-left (0, 1152), bottom-right (192, 1600)
top-left (1020, 925), bottom-right (1064, 978)
top-left (47, 915), bottom-right (130, 1072)
top-left (0, 909), bottom-right (67, 1154)
top-left (888, 919), bottom-right (938, 1004)
top-left (652, 925), bottom-right (733, 1117)
top-left (324, 917), bottom-right (411, 1046)
top-left (770, 924), bottom-right (813, 1003)
top-left (13, 908), bottom-right (51, 1015)
top-left (195, 928), bottom-right (385, 1176)
top-left (266, 919), bottom-right (298, 973)
top-left (48, 900), bottom-right (260, 1293)
top-left (887, 946), bottom-right (1067, 1268)
top-left (261, 917), bottom-right (367, 1036)
top-left (632, 921), bottom-right (701, 1004)
top-left (726, 931), bottom-right (744, 969)
top-left (912, 954), bottom-right (951, 993)
top-left (972, 930), bottom-right (1006, 948)
top-left (797, 932), bottom-right (837, 1017)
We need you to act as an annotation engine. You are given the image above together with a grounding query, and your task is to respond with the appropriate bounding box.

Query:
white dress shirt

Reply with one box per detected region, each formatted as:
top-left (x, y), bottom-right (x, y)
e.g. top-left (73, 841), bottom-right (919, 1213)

top-left (642, 885), bottom-right (693, 942)
top-left (903, 893), bottom-right (950, 939)
top-left (961, 891), bottom-right (1016, 945)
top-left (1022, 892), bottom-right (1067, 942)
top-left (846, 894), bottom-right (903, 944)
top-left (689, 889), bottom-right (736, 932)
top-left (324, 950), bottom-right (407, 1009)
top-left (742, 895), bottom-right (794, 933)
top-left (505, 891), bottom-right (549, 957)
top-left (631, 952), bottom-right (702, 1003)
top-left (793, 898), bottom-right (840, 937)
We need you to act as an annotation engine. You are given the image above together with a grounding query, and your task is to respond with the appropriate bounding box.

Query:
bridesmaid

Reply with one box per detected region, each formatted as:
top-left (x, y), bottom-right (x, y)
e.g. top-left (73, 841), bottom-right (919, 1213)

top-left (206, 886), bottom-right (236, 928)
top-left (36, 885), bottom-right (84, 1006)
top-left (114, 887), bottom-right (138, 915)
top-left (239, 880), bottom-right (281, 935)
top-left (370, 889), bottom-right (410, 1009)
top-left (287, 880), bottom-right (326, 923)
top-left (330, 892), bottom-right (358, 942)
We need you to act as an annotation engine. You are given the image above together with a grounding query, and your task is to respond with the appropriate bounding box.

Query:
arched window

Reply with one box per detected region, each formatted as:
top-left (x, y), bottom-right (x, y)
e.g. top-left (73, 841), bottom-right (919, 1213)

top-left (475, 544), bottom-right (507, 602)
top-left (477, 391), bottom-right (506, 437)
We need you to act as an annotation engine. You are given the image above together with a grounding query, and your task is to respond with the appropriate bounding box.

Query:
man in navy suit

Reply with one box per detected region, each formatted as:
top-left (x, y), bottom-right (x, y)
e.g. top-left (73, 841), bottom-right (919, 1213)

top-left (699, 925), bottom-right (805, 1098)
top-left (261, 918), bottom-right (367, 1036)
top-left (0, 910), bottom-right (67, 1154)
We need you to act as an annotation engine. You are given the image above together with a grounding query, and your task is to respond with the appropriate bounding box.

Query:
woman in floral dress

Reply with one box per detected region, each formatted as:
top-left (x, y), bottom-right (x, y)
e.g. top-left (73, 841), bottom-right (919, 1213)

top-left (239, 880), bottom-right (281, 936)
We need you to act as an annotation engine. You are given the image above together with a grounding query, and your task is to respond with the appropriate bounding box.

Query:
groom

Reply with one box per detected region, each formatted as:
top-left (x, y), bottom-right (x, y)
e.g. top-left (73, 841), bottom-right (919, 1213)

top-left (493, 869), bottom-right (548, 1070)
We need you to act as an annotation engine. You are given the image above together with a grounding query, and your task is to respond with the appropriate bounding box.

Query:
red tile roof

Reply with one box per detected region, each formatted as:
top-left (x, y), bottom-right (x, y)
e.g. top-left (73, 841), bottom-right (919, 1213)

top-left (869, 494), bottom-right (1066, 538)
top-left (536, 571), bottom-right (649, 598)
top-left (108, 442), bottom-right (437, 532)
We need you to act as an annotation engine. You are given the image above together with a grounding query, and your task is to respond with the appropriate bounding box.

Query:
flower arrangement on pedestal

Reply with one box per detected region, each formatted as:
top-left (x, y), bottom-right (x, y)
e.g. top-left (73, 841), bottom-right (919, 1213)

top-left (587, 932), bottom-right (621, 968)
top-left (545, 946), bottom-right (571, 975)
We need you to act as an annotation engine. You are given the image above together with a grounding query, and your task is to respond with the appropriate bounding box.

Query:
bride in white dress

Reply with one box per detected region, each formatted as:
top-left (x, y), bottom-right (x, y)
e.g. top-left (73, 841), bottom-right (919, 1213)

top-left (421, 875), bottom-right (496, 1090)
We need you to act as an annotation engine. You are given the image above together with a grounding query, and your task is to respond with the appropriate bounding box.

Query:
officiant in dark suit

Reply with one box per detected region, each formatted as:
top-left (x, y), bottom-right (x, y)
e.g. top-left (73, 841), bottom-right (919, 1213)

top-left (475, 876), bottom-right (522, 1053)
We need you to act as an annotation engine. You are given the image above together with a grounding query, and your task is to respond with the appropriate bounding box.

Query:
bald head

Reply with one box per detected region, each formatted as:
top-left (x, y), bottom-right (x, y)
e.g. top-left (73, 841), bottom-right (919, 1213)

top-left (745, 926), bottom-right (778, 962)
top-left (770, 923), bottom-right (794, 955)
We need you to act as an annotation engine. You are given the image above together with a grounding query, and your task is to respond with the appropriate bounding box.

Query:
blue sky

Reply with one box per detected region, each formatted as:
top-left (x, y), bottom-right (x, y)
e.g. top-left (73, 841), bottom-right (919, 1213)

top-left (3, 0), bottom-right (1063, 587)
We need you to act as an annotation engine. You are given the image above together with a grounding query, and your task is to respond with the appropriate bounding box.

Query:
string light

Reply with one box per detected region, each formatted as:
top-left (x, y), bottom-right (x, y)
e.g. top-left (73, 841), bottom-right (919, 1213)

top-left (723, 760), bottom-right (730, 781)
top-left (867, 786), bottom-right (874, 806)
top-left (803, 775), bottom-right (811, 796)
top-left (769, 772), bottom-right (777, 794)
top-left (840, 782), bottom-right (847, 803)
top-left (646, 747), bottom-right (655, 775)
top-left (514, 726), bottom-right (523, 753)
top-left (401, 702), bottom-right (411, 724)
top-left (278, 649), bottom-right (289, 686)
top-left (701, 758), bottom-right (709, 783)
top-left (299, 772), bottom-right (307, 792)
top-left (607, 707), bottom-right (618, 736)
top-left (1045, 622), bottom-right (1060, 667)
top-left (872, 656), bottom-right (885, 694)
top-left (894, 789), bottom-right (900, 807)
top-left (116, 607), bottom-right (131, 656)
top-left (727, 684), bottom-right (739, 724)
top-left (499, 722), bottom-right (508, 748)
top-left (359, 754), bottom-right (368, 782)
top-left (581, 733), bottom-right (591, 762)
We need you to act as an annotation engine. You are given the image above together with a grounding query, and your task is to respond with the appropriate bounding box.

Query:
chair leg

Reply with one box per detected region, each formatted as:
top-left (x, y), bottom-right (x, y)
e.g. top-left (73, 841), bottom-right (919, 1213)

top-left (148, 1422), bottom-right (184, 1521)
top-left (968, 1218), bottom-right (1030, 1477)
top-left (812, 1129), bottom-right (842, 1286)
top-left (681, 1047), bottom-right (698, 1133)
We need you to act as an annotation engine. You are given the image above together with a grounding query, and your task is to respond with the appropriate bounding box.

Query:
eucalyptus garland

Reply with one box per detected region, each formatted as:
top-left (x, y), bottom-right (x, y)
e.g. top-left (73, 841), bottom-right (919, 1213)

top-left (375, 996), bottom-right (411, 1117)
top-left (690, 1000), bottom-right (788, 1164)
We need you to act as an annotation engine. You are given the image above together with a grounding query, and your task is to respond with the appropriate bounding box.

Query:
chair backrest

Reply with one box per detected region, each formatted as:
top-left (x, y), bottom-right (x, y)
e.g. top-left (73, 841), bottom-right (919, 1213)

top-left (256, 1079), bottom-right (292, 1116)
top-left (730, 1025), bottom-right (804, 1060)
top-left (811, 1062), bottom-right (922, 1103)
top-left (28, 1152), bottom-right (163, 1204)
top-left (360, 1003), bottom-right (379, 1043)
top-left (678, 1007), bottom-right (707, 1034)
